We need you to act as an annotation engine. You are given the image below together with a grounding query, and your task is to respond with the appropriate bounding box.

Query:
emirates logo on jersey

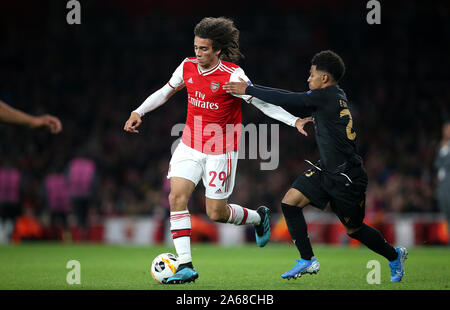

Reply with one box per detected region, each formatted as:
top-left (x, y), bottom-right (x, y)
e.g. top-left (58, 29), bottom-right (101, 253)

top-left (210, 81), bottom-right (220, 93)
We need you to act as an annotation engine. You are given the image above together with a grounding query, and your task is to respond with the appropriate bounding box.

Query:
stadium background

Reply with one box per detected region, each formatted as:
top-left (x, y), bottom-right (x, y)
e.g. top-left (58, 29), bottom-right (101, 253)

top-left (0, 0), bottom-right (449, 246)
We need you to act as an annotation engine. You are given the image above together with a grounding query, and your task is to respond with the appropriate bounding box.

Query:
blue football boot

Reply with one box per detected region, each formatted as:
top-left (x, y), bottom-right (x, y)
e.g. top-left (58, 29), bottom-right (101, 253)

top-left (389, 247), bottom-right (408, 282)
top-left (164, 263), bottom-right (199, 284)
top-left (255, 206), bottom-right (271, 247)
top-left (281, 258), bottom-right (320, 280)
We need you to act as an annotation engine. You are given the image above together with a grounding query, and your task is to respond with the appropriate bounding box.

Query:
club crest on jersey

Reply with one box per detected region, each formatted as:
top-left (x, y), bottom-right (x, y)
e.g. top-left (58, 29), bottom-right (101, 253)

top-left (210, 81), bottom-right (220, 93)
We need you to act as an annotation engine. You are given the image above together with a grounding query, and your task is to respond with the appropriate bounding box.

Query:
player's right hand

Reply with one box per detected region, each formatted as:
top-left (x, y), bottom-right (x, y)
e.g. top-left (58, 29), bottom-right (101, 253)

top-left (223, 77), bottom-right (248, 95)
top-left (124, 112), bottom-right (142, 134)
top-left (295, 116), bottom-right (314, 136)
top-left (31, 114), bottom-right (63, 134)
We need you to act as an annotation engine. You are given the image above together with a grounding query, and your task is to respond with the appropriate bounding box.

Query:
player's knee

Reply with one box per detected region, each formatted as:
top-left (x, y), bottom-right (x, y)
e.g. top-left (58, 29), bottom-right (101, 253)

top-left (206, 207), bottom-right (226, 222)
top-left (206, 209), bottom-right (220, 222)
top-left (168, 191), bottom-right (189, 210)
top-left (281, 192), bottom-right (295, 205)
top-left (205, 198), bottom-right (228, 222)
top-left (282, 189), bottom-right (309, 208)
top-left (346, 225), bottom-right (362, 236)
top-left (205, 200), bottom-right (228, 222)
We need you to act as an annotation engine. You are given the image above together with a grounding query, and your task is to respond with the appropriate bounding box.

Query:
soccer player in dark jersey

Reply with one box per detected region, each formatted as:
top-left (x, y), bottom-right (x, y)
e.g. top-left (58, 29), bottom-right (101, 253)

top-left (223, 50), bottom-right (408, 282)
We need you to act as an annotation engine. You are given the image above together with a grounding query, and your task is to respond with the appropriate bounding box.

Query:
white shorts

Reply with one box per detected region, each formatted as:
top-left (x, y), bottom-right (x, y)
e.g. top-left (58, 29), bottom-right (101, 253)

top-left (167, 142), bottom-right (238, 200)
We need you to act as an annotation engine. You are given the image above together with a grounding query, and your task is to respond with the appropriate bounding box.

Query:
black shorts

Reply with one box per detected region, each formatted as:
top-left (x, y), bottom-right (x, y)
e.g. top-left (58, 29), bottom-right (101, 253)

top-left (292, 161), bottom-right (368, 229)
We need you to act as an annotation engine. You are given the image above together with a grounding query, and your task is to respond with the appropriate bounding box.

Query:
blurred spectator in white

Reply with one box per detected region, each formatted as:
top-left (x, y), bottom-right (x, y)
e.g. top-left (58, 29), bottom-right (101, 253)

top-left (434, 118), bottom-right (450, 241)
top-left (0, 162), bottom-right (22, 243)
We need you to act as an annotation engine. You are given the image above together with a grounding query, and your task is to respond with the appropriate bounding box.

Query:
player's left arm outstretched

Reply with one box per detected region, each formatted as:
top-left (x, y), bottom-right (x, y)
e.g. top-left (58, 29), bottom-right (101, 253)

top-left (227, 72), bottom-right (313, 136)
top-left (124, 59), bottom-right (186, 134)
top-left (0, 100), bottom-right (62, 134)
top-left (224, 77), bottom-right (313, 106)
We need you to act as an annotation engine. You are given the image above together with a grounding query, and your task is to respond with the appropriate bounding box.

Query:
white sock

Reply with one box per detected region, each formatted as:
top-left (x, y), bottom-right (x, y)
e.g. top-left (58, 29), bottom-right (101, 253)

top-left (170, 210), bottom-right (192, 264)
top-left (226, 203), bottom-right (261, 226)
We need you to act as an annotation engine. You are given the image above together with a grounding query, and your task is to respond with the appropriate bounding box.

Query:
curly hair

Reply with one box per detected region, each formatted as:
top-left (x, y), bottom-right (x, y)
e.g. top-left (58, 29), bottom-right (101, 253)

top-left (311, 50), bottom-right (346, 82)
top-left (194, 17), bottom-right (244, 63)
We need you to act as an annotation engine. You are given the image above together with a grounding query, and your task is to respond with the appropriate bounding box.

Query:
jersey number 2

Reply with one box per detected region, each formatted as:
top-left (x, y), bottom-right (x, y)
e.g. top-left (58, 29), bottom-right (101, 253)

top-left (340, 108), bottom-right (356, 140)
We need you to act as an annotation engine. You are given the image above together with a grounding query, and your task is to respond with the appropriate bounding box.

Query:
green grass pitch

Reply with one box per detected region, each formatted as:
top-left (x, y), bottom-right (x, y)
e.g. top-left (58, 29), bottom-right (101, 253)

top-left (0, 242), bottom-right (448, 290)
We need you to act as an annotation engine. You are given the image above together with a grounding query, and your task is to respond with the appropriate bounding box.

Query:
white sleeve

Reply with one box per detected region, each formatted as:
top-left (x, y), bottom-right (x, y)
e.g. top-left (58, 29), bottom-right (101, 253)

top-left (232, 68), bottom-right (299, 127)
top-left (168, 58), bottom-right (186, 89)
top-left (133, 59), bottom-right (186, 117)
top-left (133, 83), bottom-right (174, 117)
top-left (229, 68), bottom-right (253, 103)
top-left (250, 97), bottom-right (299, 127)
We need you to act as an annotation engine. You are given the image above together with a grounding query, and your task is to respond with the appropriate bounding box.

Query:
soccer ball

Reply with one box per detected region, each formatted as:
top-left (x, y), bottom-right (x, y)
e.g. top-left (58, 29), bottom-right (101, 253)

top-left (151, 253), bottom-right (179, 283)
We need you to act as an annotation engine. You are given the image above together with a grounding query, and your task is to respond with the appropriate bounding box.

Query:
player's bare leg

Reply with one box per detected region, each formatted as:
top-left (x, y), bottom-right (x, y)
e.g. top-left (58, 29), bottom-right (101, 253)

top-left (205, 198), bottom-right (230, 223)
top-left (168, 177), bottom-right (195, 212)
top-left (165, 177), bottom-right (198, 284)
top-left (205, 198), bottom-right (271, 247)
top-left (280, 188), bottom-right (320, 279)
top-left (282, 188), bottom-right (310, 208)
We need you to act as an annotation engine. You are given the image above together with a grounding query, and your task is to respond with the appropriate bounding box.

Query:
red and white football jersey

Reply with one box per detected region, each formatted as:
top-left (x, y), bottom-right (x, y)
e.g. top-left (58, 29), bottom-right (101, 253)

top-left (168, 57), bottom-right (253, 155)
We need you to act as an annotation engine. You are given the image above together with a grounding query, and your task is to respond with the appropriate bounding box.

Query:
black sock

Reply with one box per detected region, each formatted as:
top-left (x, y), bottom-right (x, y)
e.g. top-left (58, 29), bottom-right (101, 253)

top-left (178, 262), bottom-right (194, 270)
top-left (348, 223), bottom-right (398, 261)
top-left (281, 203), bottom-right (314, 260)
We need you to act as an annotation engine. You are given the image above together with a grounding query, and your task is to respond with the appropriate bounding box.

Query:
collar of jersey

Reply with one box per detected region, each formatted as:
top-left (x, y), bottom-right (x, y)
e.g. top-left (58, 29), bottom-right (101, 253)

top-left (197, 59), bottom-right (221, 76)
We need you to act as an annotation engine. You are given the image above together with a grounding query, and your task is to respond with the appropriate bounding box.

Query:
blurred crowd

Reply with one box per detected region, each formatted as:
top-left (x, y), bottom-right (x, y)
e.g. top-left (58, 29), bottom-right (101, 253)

top-left (0, 0), bottom-right (449, 239)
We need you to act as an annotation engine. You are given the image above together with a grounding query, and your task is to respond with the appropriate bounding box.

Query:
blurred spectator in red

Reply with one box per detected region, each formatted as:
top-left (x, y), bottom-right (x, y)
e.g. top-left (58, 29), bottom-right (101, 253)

top-left (11, 207), bottom-right (43, 243)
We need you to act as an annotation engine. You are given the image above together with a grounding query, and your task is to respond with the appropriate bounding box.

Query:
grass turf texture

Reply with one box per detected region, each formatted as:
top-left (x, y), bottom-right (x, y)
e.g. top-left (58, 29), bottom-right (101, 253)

top-left (0, 243), bottom-right (448, 290)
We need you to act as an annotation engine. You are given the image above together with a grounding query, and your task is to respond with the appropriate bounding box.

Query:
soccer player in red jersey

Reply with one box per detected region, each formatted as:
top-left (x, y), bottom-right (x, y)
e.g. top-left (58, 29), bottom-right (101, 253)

top-left (124, 17), bottom-right (312, 284)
